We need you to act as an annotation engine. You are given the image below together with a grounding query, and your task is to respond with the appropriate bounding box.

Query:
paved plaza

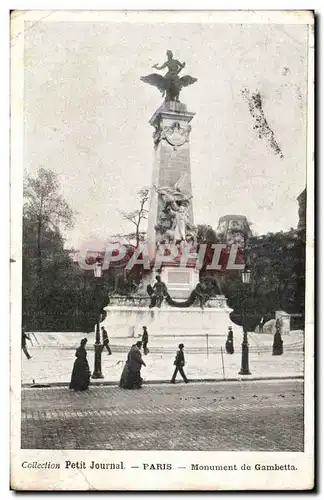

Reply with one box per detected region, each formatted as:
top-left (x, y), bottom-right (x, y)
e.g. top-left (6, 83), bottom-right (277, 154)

top-left (21, 379), bottom-right (304, 451)
top-left (21, 332), bottom-right (304, 386)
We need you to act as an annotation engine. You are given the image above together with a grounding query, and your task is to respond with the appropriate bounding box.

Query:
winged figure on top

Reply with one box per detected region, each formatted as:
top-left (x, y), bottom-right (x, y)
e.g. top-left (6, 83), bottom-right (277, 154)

top-left (140, 50), bottom-right (197, 102)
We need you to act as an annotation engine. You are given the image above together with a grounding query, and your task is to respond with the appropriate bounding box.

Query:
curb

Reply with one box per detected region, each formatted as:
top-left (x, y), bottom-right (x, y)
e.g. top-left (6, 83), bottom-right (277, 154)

top-left (22, 375), bottom-right (304, 389)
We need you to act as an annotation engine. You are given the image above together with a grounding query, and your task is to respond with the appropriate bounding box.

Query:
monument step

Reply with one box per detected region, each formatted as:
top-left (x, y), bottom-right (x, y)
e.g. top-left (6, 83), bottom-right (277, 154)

top-left (24, 331), bottom-right (304, 352)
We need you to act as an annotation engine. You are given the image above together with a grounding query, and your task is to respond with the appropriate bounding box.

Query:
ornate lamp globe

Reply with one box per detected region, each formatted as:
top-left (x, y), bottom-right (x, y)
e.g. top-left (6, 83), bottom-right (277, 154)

top-left (94, 257), bottom-right (103, 278)
top-left (241, 266), bottom-right (251, 284)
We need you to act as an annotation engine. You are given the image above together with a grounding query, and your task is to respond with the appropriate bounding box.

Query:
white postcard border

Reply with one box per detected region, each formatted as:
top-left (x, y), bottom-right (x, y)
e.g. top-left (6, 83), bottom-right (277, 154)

top-left (10, 9), bottom-right (315, 491)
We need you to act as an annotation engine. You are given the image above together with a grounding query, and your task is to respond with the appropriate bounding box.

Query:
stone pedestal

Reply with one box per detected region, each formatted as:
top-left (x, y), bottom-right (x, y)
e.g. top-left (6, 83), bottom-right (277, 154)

top-left (160, 266), bottom-right (199, 299)
top-left (101, 295), bottom-right (239, 339)
top-left (136, 266), bottom-right (199, 300)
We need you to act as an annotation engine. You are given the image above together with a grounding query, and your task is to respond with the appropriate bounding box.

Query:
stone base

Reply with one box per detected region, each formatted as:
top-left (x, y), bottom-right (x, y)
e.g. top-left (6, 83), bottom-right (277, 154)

top-left (136, 267), bottom-right (200, 299)
top-left (102, 295), bottom-right (240, 338)
top-left (160, 266), bottom-right (200, 299)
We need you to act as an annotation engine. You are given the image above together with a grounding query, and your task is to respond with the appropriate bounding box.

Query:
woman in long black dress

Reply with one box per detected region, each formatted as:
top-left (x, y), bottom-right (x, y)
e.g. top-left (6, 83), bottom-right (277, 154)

top-left (120, 341), bottom-right (146, 389)
top-left (225, 326), bottom-right (234, 354)
top-left (69, 338), bottom-right (91, 391)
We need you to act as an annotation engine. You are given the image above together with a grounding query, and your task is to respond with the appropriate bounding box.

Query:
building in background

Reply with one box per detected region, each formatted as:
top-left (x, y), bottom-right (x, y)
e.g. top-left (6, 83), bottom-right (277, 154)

top-left (216, 214), bottom-right (252, 248)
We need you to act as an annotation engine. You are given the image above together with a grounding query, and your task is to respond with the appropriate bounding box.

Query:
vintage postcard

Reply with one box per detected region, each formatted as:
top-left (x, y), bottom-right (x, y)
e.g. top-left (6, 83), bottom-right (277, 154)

top-left (10, 10), bottom-right (314, 491)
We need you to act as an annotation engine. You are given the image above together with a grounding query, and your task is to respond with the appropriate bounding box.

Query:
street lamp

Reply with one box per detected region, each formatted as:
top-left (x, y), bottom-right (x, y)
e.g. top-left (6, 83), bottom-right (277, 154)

top-left (239, 266), bottom-right (251, 375)
top-left (92, 257), bottom-right (104, 379)
top-left (241, 267), bottom-right (251, 285)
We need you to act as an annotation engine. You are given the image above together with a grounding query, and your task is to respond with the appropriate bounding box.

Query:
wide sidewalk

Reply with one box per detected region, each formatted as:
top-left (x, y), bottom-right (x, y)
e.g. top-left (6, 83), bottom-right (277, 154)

top-left (21, 333), bottom-right (304, 386)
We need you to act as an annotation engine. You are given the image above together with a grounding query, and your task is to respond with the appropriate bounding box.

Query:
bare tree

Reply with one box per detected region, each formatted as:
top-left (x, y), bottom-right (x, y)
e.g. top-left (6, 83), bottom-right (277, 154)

top-left (24, 168), bottom-right (75, 275)
top-left (120, 188), bottom-right (149, 248)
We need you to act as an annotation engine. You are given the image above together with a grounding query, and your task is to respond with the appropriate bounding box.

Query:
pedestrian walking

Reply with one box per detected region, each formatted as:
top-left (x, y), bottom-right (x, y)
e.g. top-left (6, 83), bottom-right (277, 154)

top-left (170, 343), bottom-right (188, 384)
top-left (101, 326), bottom-right (112, 355)
top-left (272, 319), bottom-right (283, 355)
top-left (225, 326), bottom-right (234, 354)
top-left (142, 326), bottom-right (149, 355)
top-left (21, 327), bottom-right (32, 359)
top-left (120, 341), bottom-right (146, 389)
top-left (69, 338), bottom-right (91, 391)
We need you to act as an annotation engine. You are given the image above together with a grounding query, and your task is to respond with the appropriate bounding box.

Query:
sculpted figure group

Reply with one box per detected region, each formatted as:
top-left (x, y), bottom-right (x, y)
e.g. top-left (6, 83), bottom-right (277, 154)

top-left (154, 182), bottom-right (197, 248)
top-left (147, 275), bottom-right (220, 309)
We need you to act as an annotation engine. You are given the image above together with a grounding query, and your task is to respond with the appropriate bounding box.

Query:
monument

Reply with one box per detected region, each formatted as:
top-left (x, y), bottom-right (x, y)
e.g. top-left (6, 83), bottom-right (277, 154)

top-left (101, 51), bottom-right (240, 338)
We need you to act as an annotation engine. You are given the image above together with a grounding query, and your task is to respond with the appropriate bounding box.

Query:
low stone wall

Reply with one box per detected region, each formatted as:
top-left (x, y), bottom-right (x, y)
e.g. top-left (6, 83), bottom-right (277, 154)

top-left (107, 294), bottom-right (228, 309)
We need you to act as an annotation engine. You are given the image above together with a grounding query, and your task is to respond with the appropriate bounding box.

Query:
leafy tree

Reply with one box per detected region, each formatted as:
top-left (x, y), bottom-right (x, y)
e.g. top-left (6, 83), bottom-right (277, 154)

top-left (22, 171), bottom-right (149, 330)
top-left (196, 224), bottom-right (218, 244)
top-left (223, 228), bottom-right (306, 331)
top-left (85, 249), bottom-right (145, 297)
top-left (23, 168), bottom-right (74, 276)
top-left (247, 229), bottom-right (305, 315)
top-left (22, 168), bottom-right (90, 331)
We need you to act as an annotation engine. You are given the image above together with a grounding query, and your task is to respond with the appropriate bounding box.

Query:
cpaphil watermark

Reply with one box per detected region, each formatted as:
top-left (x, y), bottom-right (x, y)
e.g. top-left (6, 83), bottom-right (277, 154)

top-left (76, 242), bottom-right (245, 272)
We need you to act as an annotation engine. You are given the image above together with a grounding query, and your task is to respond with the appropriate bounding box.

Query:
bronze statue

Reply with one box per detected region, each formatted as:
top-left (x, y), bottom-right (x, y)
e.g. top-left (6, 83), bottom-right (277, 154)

top-left (147, 275), bottom-right (169, 308)
top-left (194, 277), bottom-right (220, 309)
top-left (141, 50), bottom-right (197, 102)
top-left (147, 275), bottom-right (220, 310)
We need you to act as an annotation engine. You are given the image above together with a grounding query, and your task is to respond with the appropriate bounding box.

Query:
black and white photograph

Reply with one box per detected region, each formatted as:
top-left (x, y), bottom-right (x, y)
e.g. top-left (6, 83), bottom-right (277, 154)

top-left (10, 9), bottom-right (314, 491)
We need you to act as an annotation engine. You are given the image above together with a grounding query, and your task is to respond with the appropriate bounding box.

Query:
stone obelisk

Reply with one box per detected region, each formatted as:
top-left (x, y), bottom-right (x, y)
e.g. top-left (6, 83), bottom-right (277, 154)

top-left (147, 101), bottom-right (195, 259)
top-left (140, 51), bottom-right (200, 299)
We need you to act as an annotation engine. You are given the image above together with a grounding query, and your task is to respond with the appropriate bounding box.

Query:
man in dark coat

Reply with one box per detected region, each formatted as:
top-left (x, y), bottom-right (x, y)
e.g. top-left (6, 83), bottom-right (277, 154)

top-left (170, 343), bottom-right (188, 383)
top-left (101, 326), bottom-right (112, 355)
top-left (22, 327), bottom-right (32, 359)
top-left (142, 326), bottom-right (149, 355)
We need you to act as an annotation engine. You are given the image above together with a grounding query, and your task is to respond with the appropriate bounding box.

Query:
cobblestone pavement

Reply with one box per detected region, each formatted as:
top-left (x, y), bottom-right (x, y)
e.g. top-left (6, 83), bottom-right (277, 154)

top-left (21, 380), bottom-right (303, 451)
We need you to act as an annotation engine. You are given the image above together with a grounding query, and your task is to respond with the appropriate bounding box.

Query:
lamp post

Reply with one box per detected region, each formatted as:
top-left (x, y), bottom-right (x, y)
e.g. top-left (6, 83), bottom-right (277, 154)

top-left (92, 258), bottom-right (104, 379)
top-left (239, 266), bottom-right (251, 375)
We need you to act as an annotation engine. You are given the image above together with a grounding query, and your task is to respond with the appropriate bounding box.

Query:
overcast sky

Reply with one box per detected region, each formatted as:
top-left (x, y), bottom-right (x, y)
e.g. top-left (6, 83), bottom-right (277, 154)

top-left (24, 19), bottom-right (308, 249)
